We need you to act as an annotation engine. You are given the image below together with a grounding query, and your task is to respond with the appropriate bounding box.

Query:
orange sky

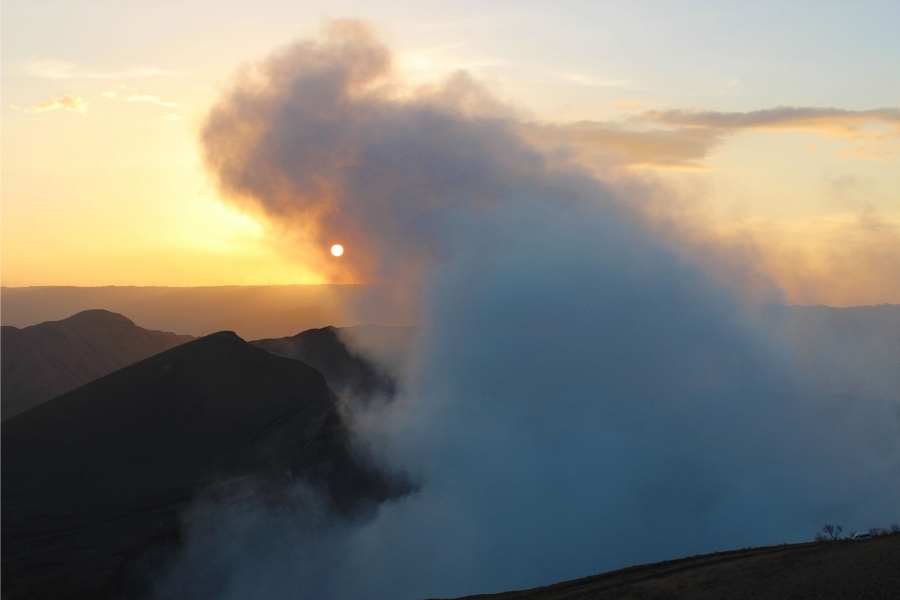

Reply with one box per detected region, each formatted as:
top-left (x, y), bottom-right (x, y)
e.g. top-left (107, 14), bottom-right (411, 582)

top-left (2, 3), bottom-right (899, 304)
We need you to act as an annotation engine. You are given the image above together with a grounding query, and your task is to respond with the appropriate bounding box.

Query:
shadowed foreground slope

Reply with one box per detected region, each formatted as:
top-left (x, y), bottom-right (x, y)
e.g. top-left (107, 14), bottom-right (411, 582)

top-left (1, 309), bottom-right (192, 419)
top-left (2, 331), bottom-right (404, 599)
top-left (445, 535), bottom-right (900, 600)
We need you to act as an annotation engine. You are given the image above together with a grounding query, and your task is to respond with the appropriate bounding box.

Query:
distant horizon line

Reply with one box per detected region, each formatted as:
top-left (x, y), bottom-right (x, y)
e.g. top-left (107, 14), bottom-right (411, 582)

top-left (2, 285), bottom-right (898, 310)
top-left (1, 283), bottom-right (368, 289)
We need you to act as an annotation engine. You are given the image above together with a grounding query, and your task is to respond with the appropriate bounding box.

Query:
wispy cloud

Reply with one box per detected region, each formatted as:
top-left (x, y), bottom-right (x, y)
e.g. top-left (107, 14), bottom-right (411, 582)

top-left (25, 59), bottom-right (177, 80)
top-left (101, 85), bottom-right (180, 117)
top-left (644, 106), bottom-right (900, 137)
top-left (396, 45), bottom-right (506, 79)
top-left (11, 94), bottom-right (87, 114)
top-left (523, 106), bottom-right (900, 170)
top-left (521, 121), bottom-right (722, 170)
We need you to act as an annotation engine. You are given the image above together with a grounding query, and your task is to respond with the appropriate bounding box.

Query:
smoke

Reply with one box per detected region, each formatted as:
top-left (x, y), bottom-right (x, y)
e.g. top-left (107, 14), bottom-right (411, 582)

top-left (761, 210), bottom-right (900, 306)
top-left (166, 20), bottom-right (900, 599)
top-left (202, 20), bottom-right (573, 290)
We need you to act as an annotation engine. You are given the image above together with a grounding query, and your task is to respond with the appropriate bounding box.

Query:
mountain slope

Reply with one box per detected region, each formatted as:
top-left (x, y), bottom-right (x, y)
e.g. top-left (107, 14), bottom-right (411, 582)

top-left (1, 331), bottom-right (404, 599)
top-left (253, 325), bottom-right (405, 404)
top-left (1, 309), bottom-right (192, 419)
top-left (444, 535), bottom-right (900, 600)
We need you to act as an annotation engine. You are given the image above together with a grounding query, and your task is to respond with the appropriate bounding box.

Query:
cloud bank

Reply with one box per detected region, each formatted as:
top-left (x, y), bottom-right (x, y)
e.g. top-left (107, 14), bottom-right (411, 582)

top-left (164, 20), bottom-right (900, 600)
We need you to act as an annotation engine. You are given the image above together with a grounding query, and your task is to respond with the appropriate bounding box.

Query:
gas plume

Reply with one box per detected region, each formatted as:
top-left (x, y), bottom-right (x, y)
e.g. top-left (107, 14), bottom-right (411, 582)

top-left (163, 20), bottom-right (900, 599)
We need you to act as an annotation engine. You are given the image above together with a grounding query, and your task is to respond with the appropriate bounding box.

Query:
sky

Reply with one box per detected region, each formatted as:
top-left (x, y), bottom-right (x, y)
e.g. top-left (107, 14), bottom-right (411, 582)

top-left (2, 0), bottom-right (899, 303)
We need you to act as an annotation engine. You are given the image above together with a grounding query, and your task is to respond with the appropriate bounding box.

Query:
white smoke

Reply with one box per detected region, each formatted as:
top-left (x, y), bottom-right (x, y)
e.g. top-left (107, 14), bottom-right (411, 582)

top-left (157, 20), bottom-right (900, 599)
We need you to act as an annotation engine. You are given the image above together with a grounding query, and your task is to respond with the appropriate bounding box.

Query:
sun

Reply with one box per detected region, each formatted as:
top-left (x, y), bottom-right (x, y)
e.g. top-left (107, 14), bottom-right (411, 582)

top-left (330, 243), bottom-right (344, 257)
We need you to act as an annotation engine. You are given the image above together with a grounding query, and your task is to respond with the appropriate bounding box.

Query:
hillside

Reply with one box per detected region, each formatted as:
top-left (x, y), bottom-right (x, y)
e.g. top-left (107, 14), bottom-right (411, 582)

top-left (444, 535), bottom-right (900, 600)
top-left (1, 331), bottom-right (406, 599)
top-left (1, 309), bottom-right (192, 419)
top-left (253, 325), bottom-right (403, 404)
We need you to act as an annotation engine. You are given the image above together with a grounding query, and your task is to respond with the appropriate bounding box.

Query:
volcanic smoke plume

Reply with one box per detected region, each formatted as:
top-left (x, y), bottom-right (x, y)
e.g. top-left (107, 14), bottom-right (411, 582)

top-left (174, 20), bottom-right (900, 600)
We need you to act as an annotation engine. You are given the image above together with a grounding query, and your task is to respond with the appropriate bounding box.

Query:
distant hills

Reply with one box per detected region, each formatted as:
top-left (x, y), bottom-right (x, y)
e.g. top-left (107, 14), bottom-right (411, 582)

top-left (1, 310), bottom-right (192, 419)
top-left (0, 285), bottom-right (414, 339)
top-left (2, 330), bottom-right (407, 599)
top-left (1, 309), bottom-right (410, 420)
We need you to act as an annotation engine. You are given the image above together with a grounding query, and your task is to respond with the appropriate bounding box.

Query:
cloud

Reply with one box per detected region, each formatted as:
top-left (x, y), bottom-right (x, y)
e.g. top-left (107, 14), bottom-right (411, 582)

top-left (644, 106), bottom-right (900, 137)
top-left (158, 21), bottom-right (900, 600)
top-left (521, 120), bottom-right (722, 169)
top-left (396, 44), bottom-right (506, 80)
top-left (517, 106), bottom-right (900, 170)
top-left (101, 86), bottom-right (180, 116)
top-left (11, 94), bottom-right (87, 114)
top-left (25, 59), bottom-right (177, 80)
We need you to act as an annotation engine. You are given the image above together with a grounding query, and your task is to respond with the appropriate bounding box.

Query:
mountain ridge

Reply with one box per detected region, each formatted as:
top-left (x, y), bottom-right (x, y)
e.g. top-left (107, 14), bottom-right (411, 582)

top-left (1, 309), bottom-right (193, 419)
top-left (2, 330), bottom-right (406, 599)
top-left (253, 325), bottom-right (402, 405)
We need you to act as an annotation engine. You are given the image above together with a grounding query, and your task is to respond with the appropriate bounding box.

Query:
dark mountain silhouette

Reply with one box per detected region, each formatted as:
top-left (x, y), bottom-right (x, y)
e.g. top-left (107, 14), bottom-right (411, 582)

top-left (1, 331), bottom-right (406, 599)
top-left (1, 309), bottom-right (192, 419)
top-left (444, 534), bottom-right (900, 600)
top-left (253, 325), bottom-right (407, 404)
top-left (0, 284), bottom-right (415, 339)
